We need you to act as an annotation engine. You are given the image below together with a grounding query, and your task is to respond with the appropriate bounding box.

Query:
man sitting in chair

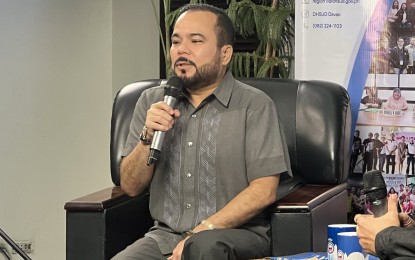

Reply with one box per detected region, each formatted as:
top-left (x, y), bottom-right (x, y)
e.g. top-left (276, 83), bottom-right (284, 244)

top-left (112, 3), bottom-right (292, 260)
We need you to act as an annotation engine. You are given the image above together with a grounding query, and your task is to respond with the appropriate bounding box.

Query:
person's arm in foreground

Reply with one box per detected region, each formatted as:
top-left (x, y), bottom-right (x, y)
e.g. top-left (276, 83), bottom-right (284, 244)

top-left (375, 224), bottom-right (415, 259)
top-left (355, 193), bottom-right (415, 259)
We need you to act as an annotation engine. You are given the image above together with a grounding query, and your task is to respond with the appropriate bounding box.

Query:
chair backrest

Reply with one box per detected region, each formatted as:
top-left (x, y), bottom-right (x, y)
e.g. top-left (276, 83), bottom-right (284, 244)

top-left (110, 79), bottom-right (163, 185)
top-left (110, 78), bottom-right (352, 198)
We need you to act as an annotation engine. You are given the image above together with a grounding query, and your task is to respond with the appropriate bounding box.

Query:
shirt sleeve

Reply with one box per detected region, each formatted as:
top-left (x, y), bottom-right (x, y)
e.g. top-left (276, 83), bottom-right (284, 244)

top-left (361, 97), bottom-right (366, 104)
top-left (401, 97), bottom-right (408, 110)
top-left (377, 98), bottom-right (383, 108)
top-left (375, 226), bottom-right (415, 260)
top-left (121, 87), bottom-right (164, 157)
top-left (245, 96), bottom-right (292, 182)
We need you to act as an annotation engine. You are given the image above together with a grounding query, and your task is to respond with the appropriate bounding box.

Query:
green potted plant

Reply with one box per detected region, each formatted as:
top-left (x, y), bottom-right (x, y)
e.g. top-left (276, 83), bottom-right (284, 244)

top-left (151, 0), bottom-right (294, 79)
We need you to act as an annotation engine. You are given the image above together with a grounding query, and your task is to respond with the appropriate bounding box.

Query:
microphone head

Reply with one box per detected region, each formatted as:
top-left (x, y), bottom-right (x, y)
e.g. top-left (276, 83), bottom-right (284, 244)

top-left (164, 76), bottom-right (184, 98)
top-left (166, 76), bottom-right (184, 90)
top-left (362, 170), bottom-right (387, 202)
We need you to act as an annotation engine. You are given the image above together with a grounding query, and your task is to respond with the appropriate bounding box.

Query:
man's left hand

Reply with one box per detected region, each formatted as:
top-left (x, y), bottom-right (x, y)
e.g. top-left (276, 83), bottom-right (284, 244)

top-left (167, 237), bottom-right (188, 260)
top-left (355, 193), bottom-right (400, 255)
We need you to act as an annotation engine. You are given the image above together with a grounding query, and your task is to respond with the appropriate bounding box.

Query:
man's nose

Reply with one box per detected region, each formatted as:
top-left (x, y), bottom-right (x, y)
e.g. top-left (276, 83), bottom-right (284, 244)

top-left (177, 42), bottom-right (190, 55)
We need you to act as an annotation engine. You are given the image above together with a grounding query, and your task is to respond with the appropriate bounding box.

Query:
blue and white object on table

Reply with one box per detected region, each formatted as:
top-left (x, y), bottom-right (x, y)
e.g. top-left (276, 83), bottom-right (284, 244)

top-left (327, 224), bottom-right (356, 260)
top-left (337, 231), bottom-right (364, 260)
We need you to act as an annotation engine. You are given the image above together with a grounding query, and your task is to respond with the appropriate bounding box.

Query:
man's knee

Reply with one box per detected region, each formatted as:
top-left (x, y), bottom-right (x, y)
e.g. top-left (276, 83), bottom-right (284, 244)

top-left (111, 237), bottom-right (165, 260)
top-left (183, 231), bottom-right (234, 258)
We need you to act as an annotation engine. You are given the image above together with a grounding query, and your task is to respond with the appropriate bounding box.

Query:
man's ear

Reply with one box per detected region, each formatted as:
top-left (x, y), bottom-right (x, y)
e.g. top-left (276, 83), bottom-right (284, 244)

top-left (221, 45), bottom-right (233, 66)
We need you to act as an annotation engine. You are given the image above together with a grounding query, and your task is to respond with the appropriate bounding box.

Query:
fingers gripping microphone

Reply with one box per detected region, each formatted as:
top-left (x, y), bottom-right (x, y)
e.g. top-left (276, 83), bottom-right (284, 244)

top-left (363, 170), bottom-right (388, 217)
top-left (147, 76), bottom-right (184, 166)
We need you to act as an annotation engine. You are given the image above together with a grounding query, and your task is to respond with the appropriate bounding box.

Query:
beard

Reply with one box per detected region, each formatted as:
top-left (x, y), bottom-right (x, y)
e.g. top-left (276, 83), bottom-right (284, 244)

top-left (173, 52), bottom-right (222, 91)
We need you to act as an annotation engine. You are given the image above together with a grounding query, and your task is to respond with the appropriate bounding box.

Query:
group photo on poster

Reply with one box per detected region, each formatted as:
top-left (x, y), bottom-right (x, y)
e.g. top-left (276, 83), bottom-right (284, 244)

top-left (349, 0), bottom-right (415, 223)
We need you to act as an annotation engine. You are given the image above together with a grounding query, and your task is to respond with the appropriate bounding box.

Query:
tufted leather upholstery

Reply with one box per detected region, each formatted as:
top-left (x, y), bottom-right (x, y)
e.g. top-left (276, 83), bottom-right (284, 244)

top-left (66, 78), bottom-right (352, 259)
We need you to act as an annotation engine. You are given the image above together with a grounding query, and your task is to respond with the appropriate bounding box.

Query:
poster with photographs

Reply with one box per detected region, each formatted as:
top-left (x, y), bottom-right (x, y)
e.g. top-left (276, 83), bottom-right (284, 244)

top-left (296, 0), bottom-right (415, 223)
top-left (350, 0), bottom-right (415, 222)
top-left (350, 0), bottom-right (415, 221)
top-left (352, 1), bottom-right (415, 175)
top-left (383, 174), bottom-right (413, 214)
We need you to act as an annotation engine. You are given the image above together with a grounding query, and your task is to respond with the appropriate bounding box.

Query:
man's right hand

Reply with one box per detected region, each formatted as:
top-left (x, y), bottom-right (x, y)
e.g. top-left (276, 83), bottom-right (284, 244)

top-left (146, 101), bottom-right (181, 132)
top-left (119, 101), bottom-right (181, 197)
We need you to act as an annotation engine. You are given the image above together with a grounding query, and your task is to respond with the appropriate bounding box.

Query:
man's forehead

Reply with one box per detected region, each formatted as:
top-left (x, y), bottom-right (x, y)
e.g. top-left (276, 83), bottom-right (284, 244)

top-left (173, 11), bottom-right (216, 36)
top-left (176, 10), bottom-right (217, 26)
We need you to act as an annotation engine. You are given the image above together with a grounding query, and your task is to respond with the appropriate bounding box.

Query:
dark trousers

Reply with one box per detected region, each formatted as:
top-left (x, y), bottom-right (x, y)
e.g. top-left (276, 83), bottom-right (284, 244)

top-left (112, 229), bottom-right (270, 260)
top-left (407, 154), bottom-right (415, 175)
top-left (386, 154), bottom-right (396, 174)
top-left (373, 151), bottom-right (379, 170)
top-left (111, 236), bottom-right (167, 260)
top-left (183, 229), bottom-right (270, 260)
top-left (379, 154), bottom-right (386, 172)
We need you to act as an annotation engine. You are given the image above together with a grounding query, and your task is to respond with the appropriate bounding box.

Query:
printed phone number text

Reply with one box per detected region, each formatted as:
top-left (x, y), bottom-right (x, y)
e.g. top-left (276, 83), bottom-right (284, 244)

top-left (312, 23), bottom-right (343, 29)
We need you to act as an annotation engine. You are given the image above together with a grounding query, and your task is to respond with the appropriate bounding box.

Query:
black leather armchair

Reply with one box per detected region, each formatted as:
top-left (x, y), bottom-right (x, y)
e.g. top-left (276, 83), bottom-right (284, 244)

top-left (65, 78), bottom-right (352, 259)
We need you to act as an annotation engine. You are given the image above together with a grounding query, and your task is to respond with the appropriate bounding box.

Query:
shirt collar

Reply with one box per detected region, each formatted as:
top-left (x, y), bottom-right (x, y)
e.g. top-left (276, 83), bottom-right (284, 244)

top-left (212, 70), bottom-right (235, 107)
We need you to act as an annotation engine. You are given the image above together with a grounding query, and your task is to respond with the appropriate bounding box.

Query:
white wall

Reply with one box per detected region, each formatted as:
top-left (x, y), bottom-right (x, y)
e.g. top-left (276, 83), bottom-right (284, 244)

top-left (0, 0), bottom-right (159, 259)
top-left (113, 0), bottom-right (160, 97)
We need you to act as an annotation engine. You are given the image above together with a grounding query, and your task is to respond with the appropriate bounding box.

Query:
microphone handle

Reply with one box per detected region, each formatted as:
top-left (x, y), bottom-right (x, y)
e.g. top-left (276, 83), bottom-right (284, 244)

top-left (147, 95), bottom-right (179, 165)
top-left (372, 197), bottom-right (388, 218)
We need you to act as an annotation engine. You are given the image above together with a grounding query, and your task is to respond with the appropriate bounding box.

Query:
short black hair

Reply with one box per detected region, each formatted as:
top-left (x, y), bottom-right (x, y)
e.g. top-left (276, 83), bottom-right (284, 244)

top-left (176, 3), bottom-right (235, 48)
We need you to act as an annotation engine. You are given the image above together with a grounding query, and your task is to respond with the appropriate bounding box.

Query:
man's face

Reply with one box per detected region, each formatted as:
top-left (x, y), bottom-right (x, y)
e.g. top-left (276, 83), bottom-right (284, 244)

top-left (374, 133), bottom-right (379, 139)
top-left (368, 133), bottom-right (373, 139)
top-left (170, 11), bottom-right (229, 91)
top-left (397, 38), bottom-right (404, 48)
top-left (410, 37), bottom-right (415, 46)
top-left (355, 131), bottom-right (360, 137)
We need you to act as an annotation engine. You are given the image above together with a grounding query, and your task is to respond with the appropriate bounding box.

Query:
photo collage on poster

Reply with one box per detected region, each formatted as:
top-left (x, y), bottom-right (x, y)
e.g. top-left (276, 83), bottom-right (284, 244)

top-left (348, 0), bottom-right (415, 223)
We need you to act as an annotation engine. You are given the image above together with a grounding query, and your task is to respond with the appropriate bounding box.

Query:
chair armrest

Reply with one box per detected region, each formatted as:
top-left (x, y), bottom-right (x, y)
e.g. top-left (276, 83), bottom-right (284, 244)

top-left (270, 183), bottom-right (347, 256)
top-left (65, 186), bottom-right (133, 211)
top-left (65, 187), bottom-right (153, 260)
top-left (273, 183), bottom-right (347, 212)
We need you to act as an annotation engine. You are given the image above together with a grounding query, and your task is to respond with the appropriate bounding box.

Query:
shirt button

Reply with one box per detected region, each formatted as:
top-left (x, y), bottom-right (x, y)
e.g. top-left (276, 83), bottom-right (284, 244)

top-left (191, 114), bottom-right (197, 118)
top-left (186, 204), bottom-right (192, 209)
top-left (187, 173), bottom-right (192, 178)
top-left (188, 142), bottom-right (193, 147)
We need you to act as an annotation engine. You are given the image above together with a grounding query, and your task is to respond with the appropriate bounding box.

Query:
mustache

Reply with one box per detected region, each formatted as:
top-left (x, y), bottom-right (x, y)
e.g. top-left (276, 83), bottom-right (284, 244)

top-left (174, 57), bottom-right (196, 67)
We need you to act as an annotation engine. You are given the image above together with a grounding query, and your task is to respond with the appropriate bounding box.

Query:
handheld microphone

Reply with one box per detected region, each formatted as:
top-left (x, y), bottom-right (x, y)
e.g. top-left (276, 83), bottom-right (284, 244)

top-left (362, 170), bottom-right (388, 217)
top-left (147, 76), bottom-right (184, 166)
